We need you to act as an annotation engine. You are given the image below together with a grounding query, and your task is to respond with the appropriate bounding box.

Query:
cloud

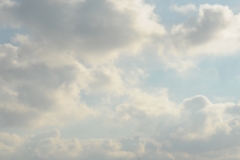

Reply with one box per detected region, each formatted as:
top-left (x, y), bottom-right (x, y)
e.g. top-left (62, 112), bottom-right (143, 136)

top-left (158, 4), bottom-right (240, 71)
top-left (170, 3), bottom-right (197, 14)
top-left (0, 90), bottom-right (240, 159)
top-left (114, 92), bottom-right (233, 140)
top-left (0, 130), bottom-right (138, 160)
top-left (1, 0), bottom-right (240, 159)
top-left (1, 0), bottom-right (165, 63)
top-left (0, 43), bottom-right (95, 128)
top-left (169, 4), bottom-right (240, 56)
top-left (0, 0), bottom-right (166, 128)
top-left (112, 94), bottom-right (240, 159)
top-left (0, 0), bottom-right (167, 129)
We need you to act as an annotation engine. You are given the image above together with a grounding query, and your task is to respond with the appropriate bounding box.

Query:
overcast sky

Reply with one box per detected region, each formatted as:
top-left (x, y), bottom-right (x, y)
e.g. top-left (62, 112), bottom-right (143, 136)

top-left (1, 0), bottom-right (240, 159)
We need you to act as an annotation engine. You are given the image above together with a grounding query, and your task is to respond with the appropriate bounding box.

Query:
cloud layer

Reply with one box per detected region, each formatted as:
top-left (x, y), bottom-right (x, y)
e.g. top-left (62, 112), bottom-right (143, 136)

top-left (1, 95), bottom-right (240, 160)
top-left (0, 0), bottom-right (240, 159)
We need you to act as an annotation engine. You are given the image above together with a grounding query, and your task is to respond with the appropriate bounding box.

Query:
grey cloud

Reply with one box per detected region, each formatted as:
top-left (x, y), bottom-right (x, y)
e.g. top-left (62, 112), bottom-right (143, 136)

top-left (32, 129), bottom-right (61, 141)
top-left (181, 95), bottom-right (210, 111)
top-left (3, 0), bottom-right (165, 62)
top-left (226, 105), bottom-right (240, 115)
top-left (160, 4), bottom-right (240, 70)
top-left (1, 1), bottom-right (240, 159)
top-left (0, 44), bottom-right (94, 128)
top-left (0, 0), bottom-right (166, 130)
top-left (187, 5), bottom-right (231, 45)
top-left (110, 93), bottom-right (240, 159)
top-left (0, 93), bottom-right (240, 159)
top-left (0, 129), bottom-right (174, 160)
top-left (166, 4), bottom-right (240, 60)
top-left (171, 5), bottom-right (233, 47)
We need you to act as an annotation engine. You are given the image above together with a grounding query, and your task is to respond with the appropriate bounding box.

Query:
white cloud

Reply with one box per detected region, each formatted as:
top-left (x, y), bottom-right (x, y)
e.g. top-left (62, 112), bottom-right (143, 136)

top-left (0, 43), bottom-right (95, 128)
top-left (0, 130), bottom-right (140, 160)
top-left (169, 4), bottom-right (240, 56)
top-left (1, 0), bottom-right (240, 159)
top-left (111, 94), bottom-right (240, 159)
top-left (158, 4), bottom-right (240, 71)
top-left (0, 90), bottom-right (240, 159)
top-left (170, 3), bottom-right (197, 14)
top-left (1, 0), bottom-right (165, 63)
top-left (0, 0), bottom-right (167, 129)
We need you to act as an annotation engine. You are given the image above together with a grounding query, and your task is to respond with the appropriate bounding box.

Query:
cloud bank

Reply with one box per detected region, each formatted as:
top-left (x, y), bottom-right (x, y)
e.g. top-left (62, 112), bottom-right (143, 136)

top-left (0, 0), bottom-right (240, 159)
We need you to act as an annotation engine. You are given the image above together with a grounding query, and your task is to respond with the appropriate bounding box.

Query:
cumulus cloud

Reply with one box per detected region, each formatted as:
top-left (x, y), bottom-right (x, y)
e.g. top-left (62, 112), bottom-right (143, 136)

top-left (168, 4), bottom-right (240, 56)
top-left (1, 0), bottom-right (240, 159)
top-left (1, 94), bottom-right (240, 160)
top-left (113, 93), bottom-right (234, 140)
top-left (0, 43), bottom-right (96, 128)
top-left (0, 0), bottom-right (167, 129)
top-left (111, 94), bottom-right (240, 159)
top-left (158, 4), bottom-right (240, 71)
top-left (1, 0), bottom-right (165, 63)
top-left (0, 130), bottom-right (140, 160)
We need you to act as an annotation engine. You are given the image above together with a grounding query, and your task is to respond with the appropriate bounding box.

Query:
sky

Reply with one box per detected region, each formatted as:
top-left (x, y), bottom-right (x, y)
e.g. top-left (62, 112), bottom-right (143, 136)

top-left (0, 0), bottom-right (240, 159)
